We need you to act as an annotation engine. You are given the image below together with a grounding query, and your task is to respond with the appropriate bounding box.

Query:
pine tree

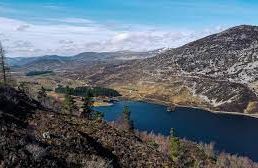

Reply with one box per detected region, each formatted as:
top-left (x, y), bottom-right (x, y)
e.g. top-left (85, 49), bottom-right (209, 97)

top-left (169, 128), bottom-right (182, 162)
top-left (0, 42), bottom-right (7, 86)
top-left (62, 94), bottom-right (77, 115)
top-left (93, 111), bottom-right (104, 120)
top-left (81, 91), bottom-right (94, 118)
top-left (37, 86), bottom-right (47, 104)
top-left (117, 106), bottom-right (134, 131)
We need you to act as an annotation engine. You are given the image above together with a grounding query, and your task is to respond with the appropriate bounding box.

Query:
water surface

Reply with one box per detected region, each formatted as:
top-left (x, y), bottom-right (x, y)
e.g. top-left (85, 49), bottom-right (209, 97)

top-left (94, 101), bottom-right (258, 161)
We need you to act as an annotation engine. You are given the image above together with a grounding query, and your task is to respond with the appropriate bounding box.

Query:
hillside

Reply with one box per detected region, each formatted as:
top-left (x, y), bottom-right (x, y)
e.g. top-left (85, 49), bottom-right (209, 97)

top-left (7, 25), bottom-right (258, 114)
top-left (1, 86), bottom-right (258, 167)
top-left (0, 87), bottom-right (174, 167)
top-left (83, 25), bottom-right (258, 114)
top-left (145, 25), bottom-right (258, 83)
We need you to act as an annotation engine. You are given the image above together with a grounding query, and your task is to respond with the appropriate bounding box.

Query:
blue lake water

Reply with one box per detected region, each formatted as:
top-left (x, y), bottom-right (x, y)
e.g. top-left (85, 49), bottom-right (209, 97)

top-left (94, 101), bottom-right (258, 162)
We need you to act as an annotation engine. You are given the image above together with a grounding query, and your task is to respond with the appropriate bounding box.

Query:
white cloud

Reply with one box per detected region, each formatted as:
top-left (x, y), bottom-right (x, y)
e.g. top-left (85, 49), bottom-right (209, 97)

top-left (0, 17), bottom-right (225, 57)
top-left (56, 18), bottom-right (95, 24)
top-left (15, 24), bottom-right (30, 31)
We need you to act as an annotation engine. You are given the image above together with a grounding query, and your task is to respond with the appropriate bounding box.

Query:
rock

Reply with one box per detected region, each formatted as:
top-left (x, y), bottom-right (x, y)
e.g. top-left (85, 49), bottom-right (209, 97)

top-left (25, 144), bottom-right (48, 160)
top-left (43, 132), bottom-right (51, 139)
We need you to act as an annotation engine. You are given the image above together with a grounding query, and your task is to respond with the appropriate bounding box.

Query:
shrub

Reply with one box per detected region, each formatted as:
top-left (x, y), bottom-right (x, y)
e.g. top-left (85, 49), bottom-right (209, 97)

top-left (116, 106), bottom-right (134, 132)
top-left (62, 94), bottom-right (77, 115)
top-left (169, 135), bottom-right (181, 161)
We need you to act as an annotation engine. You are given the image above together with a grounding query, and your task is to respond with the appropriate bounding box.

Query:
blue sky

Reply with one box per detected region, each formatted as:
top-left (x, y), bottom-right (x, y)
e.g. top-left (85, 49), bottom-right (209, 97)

top-left (0, 0), bottom-right (257, 56)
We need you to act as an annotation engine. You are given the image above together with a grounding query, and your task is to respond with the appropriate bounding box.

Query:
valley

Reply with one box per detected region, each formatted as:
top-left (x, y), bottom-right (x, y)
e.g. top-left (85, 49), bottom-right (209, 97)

top-left (2, 1), bottom-right (258, 167)
top-left (9, 25), bottom-right (258, 116)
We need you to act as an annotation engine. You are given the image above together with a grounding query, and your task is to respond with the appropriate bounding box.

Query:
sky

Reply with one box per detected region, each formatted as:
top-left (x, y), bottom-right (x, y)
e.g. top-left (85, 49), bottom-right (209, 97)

top-left (0, 0), bottom-right (258, 57)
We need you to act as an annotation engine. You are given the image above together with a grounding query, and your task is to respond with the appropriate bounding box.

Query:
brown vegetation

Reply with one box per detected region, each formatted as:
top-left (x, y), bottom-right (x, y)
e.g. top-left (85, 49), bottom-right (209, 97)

top-left (0, 86), bottom-right (173, 167)
top-left (1, 86), bottom-right (258, 167)
top-left (136, 131), bottom-right (258, 168)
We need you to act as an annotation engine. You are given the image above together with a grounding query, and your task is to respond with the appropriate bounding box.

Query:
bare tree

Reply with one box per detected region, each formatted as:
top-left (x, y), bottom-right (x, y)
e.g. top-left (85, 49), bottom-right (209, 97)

top-left (0, 41), bottom-right (7, 85)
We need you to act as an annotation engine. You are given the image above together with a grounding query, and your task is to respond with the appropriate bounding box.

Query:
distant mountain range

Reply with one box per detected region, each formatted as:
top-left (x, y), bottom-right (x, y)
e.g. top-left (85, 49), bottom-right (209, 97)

top-left (8, 25), bottom-right (258, 114)
top-left (7, 49), bottom-right (165, 70)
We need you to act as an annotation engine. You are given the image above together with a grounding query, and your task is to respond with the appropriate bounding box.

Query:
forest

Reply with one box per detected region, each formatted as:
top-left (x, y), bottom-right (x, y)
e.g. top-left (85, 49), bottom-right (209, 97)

top-left (26, 71), bottom-right (53, 76)
top-left (55, 85), bottom-right (121, 97)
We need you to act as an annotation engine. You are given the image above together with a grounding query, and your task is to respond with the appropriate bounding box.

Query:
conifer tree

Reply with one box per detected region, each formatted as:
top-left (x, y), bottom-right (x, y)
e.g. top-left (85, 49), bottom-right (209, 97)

top-left (62, 94), bottom-right (77, 115)
top-left (169, 128), bottom-right (182, 162)
top-left (37, 86), bottom-right (47, 104)
top-left (81, 91), bottom-right (94, 118)
top-left (117, 106), bottom-right (134, 131)
top-left (0, 42), bottom-right (7, 85)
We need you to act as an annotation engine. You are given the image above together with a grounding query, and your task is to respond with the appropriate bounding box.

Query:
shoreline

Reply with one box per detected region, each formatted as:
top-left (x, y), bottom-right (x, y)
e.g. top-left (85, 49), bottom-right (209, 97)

top-left (176, 104), bottom-right (258, 119)
top-left (120, 96), bottom-right (258, 119)
top-left (93, 101), bottom-right (114, 107)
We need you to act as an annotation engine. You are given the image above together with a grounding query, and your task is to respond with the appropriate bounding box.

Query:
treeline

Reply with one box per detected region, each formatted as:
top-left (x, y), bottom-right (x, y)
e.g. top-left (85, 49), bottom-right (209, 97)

top-left (55, 85), bottom-right (121, 97)
top-left (26, 71), bottom-right (53, 76)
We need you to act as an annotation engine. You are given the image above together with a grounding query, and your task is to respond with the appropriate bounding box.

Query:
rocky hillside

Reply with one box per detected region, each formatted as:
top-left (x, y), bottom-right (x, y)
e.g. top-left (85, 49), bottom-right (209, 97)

top-left (146, 25), bottom-right (258, 83)
top-left (0, 87), bottom-right (175, 167)
top-left (1, 86), bottom-right (258, 167)
top-left (84, 25), bottom-right (258, 114)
